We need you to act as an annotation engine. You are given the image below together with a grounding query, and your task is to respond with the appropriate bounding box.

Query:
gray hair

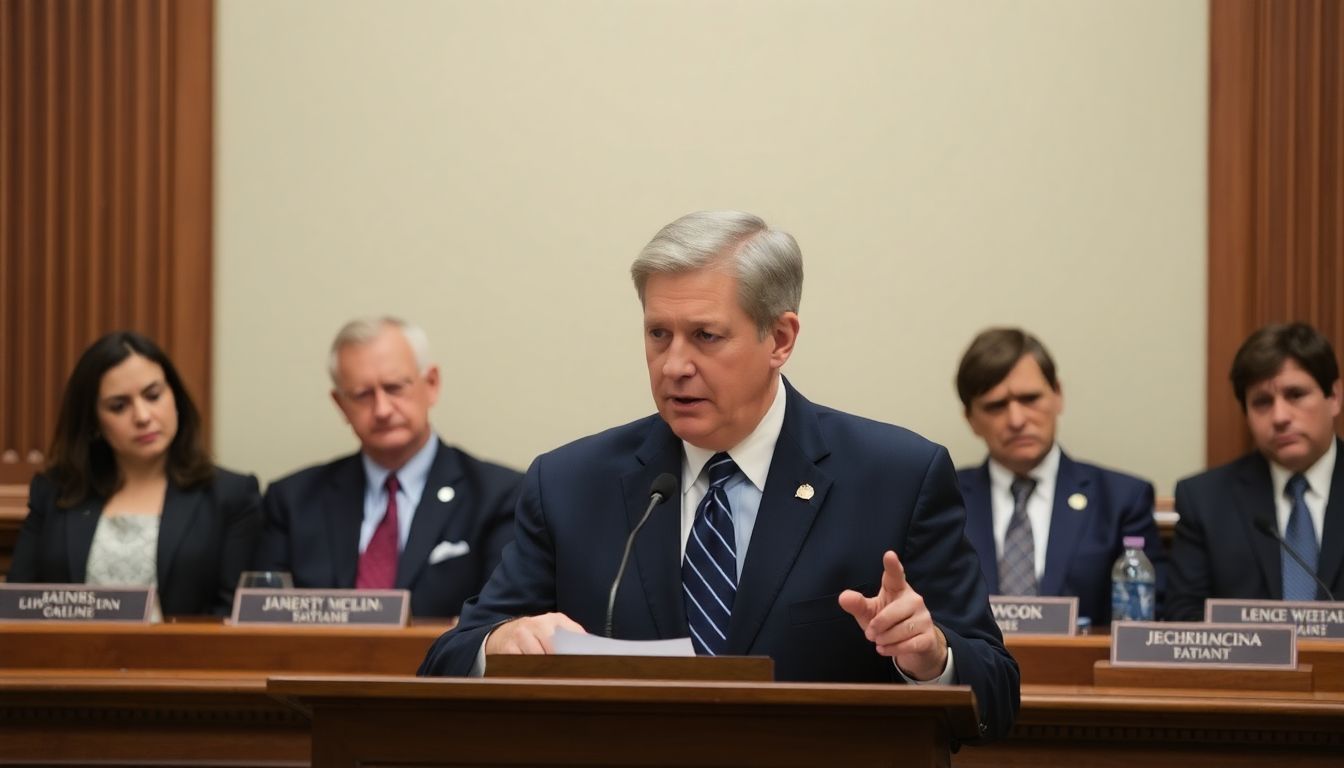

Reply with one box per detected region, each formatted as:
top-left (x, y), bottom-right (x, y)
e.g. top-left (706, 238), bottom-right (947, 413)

top-left (327, 316), bottom-right (431, 384)
top-left (631, 210), bottom-right (803, 336)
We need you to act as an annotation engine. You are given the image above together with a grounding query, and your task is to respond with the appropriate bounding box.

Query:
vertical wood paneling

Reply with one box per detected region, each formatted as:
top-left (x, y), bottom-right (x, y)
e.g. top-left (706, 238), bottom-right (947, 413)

top-left (1209, 0), bottom-right (1344, 468)
top-left (0, 0), bottom-right (214, 485)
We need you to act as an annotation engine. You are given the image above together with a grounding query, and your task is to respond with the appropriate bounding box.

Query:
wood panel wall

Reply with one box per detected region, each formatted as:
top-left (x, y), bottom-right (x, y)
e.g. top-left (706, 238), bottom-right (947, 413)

top-left (0, 0), bottom-right (214, 486)
top-left (1208, 0), bottom-right (1344, 468)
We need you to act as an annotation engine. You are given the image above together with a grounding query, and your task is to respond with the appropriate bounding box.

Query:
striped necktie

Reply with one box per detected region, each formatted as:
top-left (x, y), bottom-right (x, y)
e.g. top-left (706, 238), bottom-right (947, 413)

top-left (683, 453), bottom-right (739, 655)
top-left (998, 475), bottom-right (1038, 596)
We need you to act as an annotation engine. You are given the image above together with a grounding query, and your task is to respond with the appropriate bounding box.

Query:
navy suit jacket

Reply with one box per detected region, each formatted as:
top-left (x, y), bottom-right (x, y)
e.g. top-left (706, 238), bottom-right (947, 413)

top-left (1164, 439), bottom-right (1344, 620)
top-left (958, 453), bottom-right (1163, 625)
top-left (253, 440), bottom-right (522, 618)
top-left (10, 468), bottom-right (261, 616)
top-left (418, 383), bottom-right (1019, 744)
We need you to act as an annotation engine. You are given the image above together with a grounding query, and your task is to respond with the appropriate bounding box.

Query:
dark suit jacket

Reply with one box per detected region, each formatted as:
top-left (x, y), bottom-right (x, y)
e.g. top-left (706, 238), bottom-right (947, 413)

top-left (253, 440), bottom-right (522, 618)
top-left (958, 453), bottom-right (1164, 625)
top-left (418, 383), bottom-right (1019, 744)
top-left (1164, 440), bottom-right (1344, 621)
top-left (9, 468), bottom-right (261, 616)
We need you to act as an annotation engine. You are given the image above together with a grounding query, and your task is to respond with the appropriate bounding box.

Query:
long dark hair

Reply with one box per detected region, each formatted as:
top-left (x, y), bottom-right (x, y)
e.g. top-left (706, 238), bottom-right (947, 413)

top-left (46, 331), bottom-right (214, 508)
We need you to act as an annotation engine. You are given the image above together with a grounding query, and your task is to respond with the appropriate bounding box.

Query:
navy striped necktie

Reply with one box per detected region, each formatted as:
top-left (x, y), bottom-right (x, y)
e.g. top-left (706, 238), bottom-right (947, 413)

top-left (683, 453), bottom-right (740, 655)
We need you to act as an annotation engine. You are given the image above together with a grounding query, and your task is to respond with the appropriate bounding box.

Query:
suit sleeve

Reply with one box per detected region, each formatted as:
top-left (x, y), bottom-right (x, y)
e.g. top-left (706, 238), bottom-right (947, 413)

top-left (252, 481), bottom-right (294, 572)
top-left (420, 456), bottom-right (555, 676)
top-left (7, 474), bottom-right (53, 583)
top-left (212, 472), bottom-right (263, 615)
top-left (901, 447), bottom-right (1020, 744)
top-left (1163, 479), bottom-right (1211, 620)
top-left (476, 468), bottom-right (524, 589)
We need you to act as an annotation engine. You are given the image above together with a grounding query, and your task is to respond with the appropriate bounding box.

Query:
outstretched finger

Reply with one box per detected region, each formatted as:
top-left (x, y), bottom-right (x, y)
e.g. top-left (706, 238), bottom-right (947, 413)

top-left (878, 550), bottom-right (908, 599)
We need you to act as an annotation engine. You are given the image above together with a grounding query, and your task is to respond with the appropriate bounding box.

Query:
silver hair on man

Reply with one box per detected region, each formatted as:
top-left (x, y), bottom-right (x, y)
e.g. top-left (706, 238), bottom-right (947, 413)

top-left (327, 316), bottom-right (432, 384)
top-left (630, 210), bottom-right (803, 337)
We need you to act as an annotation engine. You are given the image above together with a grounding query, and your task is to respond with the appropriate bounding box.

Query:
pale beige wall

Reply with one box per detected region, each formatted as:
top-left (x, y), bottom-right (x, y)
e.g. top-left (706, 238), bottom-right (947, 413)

top-left (215, 0), bottom-right (1208, 494)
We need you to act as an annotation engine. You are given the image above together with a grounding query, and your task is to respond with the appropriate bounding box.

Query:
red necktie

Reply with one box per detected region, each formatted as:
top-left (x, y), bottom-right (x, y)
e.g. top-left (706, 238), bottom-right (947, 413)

top-left (356, 474), bottom-right (399, 589)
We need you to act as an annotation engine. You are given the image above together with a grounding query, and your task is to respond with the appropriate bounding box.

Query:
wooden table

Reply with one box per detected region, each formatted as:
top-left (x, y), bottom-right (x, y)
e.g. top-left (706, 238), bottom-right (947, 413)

top-left (0, 619), bottom-right (449, 766)
top-left (2, 623), bottom-right (1342, 766)
top-left (949, 635), bottom-right (1344, 767)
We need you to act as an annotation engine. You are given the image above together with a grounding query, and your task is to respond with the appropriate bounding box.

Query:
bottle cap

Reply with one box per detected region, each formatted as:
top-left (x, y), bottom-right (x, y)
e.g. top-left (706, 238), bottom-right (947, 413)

top-left (1123, 536), bottom-right (1145, 549)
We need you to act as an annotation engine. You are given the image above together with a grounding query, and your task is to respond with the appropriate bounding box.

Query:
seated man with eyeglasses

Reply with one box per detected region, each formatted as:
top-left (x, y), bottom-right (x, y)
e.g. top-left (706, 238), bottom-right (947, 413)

top-left (253, 317), bottom-right (522, 618)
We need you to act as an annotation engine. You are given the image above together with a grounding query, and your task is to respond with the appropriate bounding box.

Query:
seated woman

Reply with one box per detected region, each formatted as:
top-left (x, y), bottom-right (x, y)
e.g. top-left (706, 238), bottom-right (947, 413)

top-left (10, 331), bottom-right (261, 616)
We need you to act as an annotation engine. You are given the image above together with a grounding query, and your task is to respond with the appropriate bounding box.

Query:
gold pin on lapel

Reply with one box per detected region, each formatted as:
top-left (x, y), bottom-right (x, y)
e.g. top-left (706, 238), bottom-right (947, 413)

top-left (1068, 493), bottom-right (1088, 511)
top-left (795, 483), bottom-right (815, 501)
top-left (437, 486), bottom-right (456, 503)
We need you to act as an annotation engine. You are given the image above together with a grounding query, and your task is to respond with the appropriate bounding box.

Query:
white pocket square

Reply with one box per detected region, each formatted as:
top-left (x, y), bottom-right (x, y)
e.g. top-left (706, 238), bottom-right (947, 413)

top-left (428, 540), bottom-right (471, 564)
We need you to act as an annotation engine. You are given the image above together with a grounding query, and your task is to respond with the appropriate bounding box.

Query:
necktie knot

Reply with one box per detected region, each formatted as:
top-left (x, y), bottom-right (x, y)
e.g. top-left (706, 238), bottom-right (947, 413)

top-left (1286, 473), bottom-right (1309, 501)
top-left (706, 453), bottom-right (739, 488)
top-left (1010, 476), bottom-right (1036, 507)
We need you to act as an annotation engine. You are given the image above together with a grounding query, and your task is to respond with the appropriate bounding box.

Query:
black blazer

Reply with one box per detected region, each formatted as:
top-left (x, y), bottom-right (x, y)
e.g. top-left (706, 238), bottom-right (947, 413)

top-left (253, 440), bottom-right (522, 618)
top-left (1164, 439), bottom-right (1344, 620)
top-left (418, 382), bottom-right (1019, 744)
top-left (9, 468), bottom-right (262, 616)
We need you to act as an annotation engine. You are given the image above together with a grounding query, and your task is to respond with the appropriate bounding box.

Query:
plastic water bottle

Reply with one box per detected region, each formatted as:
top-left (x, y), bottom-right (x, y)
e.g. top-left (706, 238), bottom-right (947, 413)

top-left (1110, 536), bottom-right (1156, 622)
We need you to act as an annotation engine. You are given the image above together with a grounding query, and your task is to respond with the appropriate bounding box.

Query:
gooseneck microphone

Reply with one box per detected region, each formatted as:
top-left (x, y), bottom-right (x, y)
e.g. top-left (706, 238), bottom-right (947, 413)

top-left (1253, 518), bottom-right (1337, 601)
top-left (605, 473), bottom-right (678, 638)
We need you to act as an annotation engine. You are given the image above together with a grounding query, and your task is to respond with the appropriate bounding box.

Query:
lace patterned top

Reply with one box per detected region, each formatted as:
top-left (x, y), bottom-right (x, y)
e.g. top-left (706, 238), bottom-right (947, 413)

top-left (85, 514), bottom-right (159, 589)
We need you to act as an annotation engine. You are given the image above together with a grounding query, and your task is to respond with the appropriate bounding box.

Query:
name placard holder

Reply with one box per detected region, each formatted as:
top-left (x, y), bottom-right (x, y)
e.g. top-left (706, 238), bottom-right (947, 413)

top-left (1105, 621), bottom-right (1305, 691)
top-left (1205, 598), bottom-right (1344, 639)
top-left (231, 588), bottom-right (409, 627)
top-left (989, 596), bottom-right (1078, 635)
top-left (0, 584), bottom-right (155, 622)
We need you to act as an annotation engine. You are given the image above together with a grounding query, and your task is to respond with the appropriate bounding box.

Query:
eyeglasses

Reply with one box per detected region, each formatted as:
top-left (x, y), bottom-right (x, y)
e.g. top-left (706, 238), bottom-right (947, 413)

top-left (337, 377), bottom-right (417, 407)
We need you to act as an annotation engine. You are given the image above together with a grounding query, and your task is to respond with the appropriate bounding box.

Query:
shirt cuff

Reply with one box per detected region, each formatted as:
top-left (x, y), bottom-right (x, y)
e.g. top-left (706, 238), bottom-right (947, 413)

top-left (469, 631), bottom-right (491, 677)
top-left (895, 645), bottom-right (956, 685)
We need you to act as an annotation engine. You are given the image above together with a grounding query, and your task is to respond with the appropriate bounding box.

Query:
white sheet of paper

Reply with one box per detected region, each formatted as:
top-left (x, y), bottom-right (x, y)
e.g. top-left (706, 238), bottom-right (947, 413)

top-left (550, 628), bottom-right (695, 657)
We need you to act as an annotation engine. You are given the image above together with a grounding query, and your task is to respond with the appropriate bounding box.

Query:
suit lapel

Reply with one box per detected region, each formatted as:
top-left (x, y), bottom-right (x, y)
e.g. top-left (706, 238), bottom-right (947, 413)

top-left (1239, 455), bottom-right (1282, 599)
top-left (397, 441), bottom-right (464, 589)
top-left (961, 463), bottom-right (998, 594)
top-left (65, 498), bottom-right (105, 583)
top-left (727, 383), bottom-right (831, 655)
top-left (328, 458), bottom-right (367, 588)
top-left (622, 421), bottom-right (685, 639)
top-left (157, 482), bottom-right (203, 587)
top-left (1315, 438), bottom-right (1344, 592)
top-left (1041, 452), bottom-right (1089, 597)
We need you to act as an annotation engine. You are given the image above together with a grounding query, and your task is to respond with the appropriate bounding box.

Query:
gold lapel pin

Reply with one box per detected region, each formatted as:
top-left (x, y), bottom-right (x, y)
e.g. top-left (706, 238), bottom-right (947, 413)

top-left (1068, 493), bottom-right (1088, 511)
top-left (795, 483), bottom-right (815, 501)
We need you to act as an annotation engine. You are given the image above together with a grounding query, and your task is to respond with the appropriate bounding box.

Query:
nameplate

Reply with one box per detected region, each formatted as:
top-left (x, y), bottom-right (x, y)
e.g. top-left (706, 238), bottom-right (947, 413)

top-left (231, 588), bottom-right (409, 627)
top-left (1110, 621), bottom-right (1297, 669)
top-left (1205, 599), bottom-right (1344, 639)
top-left (989, 596), bottom-right (1078, 635)
top-left (0, 584), bottom-right (154, 622)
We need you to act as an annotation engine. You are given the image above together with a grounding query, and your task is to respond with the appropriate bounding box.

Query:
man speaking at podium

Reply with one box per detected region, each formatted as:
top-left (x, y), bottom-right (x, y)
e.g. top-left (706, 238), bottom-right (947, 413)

top-left (419, 210), bottom-right (1019, 742)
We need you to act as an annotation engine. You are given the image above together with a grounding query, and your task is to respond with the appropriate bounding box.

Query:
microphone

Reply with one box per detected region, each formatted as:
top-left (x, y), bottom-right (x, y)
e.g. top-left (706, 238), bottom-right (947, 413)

top-left (1253, 518), bottom-right (1337, 601)
top-left (605, 473), bottom-right (678, 638)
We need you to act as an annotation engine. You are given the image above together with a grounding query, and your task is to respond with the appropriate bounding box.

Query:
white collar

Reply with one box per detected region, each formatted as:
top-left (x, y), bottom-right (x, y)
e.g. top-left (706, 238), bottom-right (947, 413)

top-left (987, 442), bottom-right (1061, 495)
top-left (1268, 438), bottom-right (1337, 500)
top-left (681, 378), bottom-right (786, 494)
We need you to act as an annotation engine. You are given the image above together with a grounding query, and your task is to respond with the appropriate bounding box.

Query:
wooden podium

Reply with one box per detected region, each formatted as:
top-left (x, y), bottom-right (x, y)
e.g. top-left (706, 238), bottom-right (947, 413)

top-left (270, 673), bottom-right (980, 768)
